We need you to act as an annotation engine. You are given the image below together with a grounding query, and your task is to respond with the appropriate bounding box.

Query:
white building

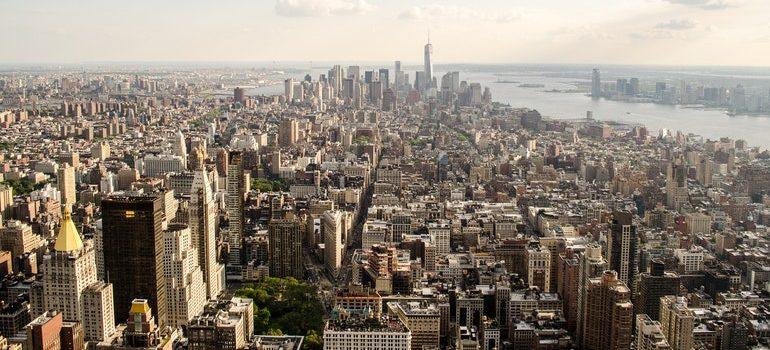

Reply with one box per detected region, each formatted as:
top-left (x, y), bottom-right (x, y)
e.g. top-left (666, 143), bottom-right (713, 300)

top-left (324, 316), bottom-right (411, 350)
top-left (42, 209), bottom-right (97, 321)
top-left (163, 224), bottom-right (206, 328)
top-left (190, 169), bottom-right (224, 299)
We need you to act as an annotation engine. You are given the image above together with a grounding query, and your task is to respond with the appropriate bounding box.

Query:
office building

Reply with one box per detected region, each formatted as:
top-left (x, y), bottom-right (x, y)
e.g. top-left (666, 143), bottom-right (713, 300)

top-left (591, 69), bottom-right (601, 97)
top-left (583, 271), bottom-right (633, 350)
top-left (323, 315), bottom-right (410, 350)
top-left (608, 211), bottom-right (638, 288)
top-left (101, 194), bottom-right (167, 327)
top-left (57, 164), bottom-right (76, 209)
top-left (278, 119), bottom-right (298, 147)
top-left (525, 246), bottom-right (551, 292)
top-left (226, 151), bottom-right (245, 270)
top-left (162, 224), bottom-right (206, 328)
top-left (636, 260), bottom-right (681, 320)
top-left (323, 210), bottom-right (344, 276)
top-left (267, 217), bottom-right (303, 279)
top-left (190, 169), bottom-right (223, 299)
top-left (82, 281), bottom-right (115, 342)
top-left (387, 301), bottom-right (440, 350)
top-left (659, 296), bottom-right (694, 350)
top-left (42, 208), bottom-right (97, 321)
top-left (635, 314), bottom-right (671, 350)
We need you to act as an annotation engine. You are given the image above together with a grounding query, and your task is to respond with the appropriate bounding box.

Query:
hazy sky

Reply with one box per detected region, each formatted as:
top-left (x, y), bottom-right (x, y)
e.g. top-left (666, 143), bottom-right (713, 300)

top-left (1, 0), bottom-right (769, 66)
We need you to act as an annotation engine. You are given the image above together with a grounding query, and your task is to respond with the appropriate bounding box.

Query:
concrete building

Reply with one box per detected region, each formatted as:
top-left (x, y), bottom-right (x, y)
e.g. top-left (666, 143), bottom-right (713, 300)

top-left (387, 301), bottom-right (440, 350)
top-left (162, 224), bottom-right (206, 328)
top-left (583, 271), bottom-right (633, 350)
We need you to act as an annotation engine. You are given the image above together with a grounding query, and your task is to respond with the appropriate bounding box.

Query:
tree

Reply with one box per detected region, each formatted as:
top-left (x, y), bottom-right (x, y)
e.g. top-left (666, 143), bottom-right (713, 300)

top-left (235, 277), bottom-right (324, 337)
top-left (252, 178), bottom-right (273, 192)
top-left (303, 330), bottom-right (323, 350)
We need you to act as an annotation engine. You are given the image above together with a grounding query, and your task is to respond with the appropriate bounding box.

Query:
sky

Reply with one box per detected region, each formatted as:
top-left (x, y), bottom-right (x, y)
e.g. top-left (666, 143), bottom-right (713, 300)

top-left (1, 0), bottom-right (769, 66)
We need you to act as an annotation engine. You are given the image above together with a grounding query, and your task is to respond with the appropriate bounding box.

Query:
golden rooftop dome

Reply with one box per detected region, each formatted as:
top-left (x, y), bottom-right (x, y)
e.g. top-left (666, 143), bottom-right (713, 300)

top-left (54, 207), bottom-right (84, 252)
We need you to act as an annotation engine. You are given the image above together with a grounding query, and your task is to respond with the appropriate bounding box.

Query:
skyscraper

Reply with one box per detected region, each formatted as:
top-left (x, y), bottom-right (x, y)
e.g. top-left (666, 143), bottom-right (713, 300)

top-left (162, 224), bottom-right (206, 328)
top-left (636, 260), bottom-right (681, 320)
top-left (608, 211), bottom-right (639, 288)
top-left (171, 130), bottom-right (187, 170)
top-left (102, 194), bottom-right (167, 327)
top-left (583, 270), bottom-right (633, 350)
top-left (42, 208), bottom-right (96, 321)
top-left (82, 281), bottom-right (115, 342)
top-left (424, 40), bottom-right (433, 91)
top-left (666, 161), bottom-right (689, 211)
top-left (279, 118), bottom-right (298, 147)
top-left (284, 78), bottom-right (294, 102)
top-left (323, 210), bottom-right (344, 276)
top-left (189, 169), bottom-right (223, 299)
top-left (591, 69), bottom-right (601, 98)
top-left (267, 215), bottom-right (303, 279)
top-left (378, 68), bottom-right (389, 89)
top-left (57, 164), bottom-right (76, 210)
top-left (226, 151), bottom-right (245, 274)
top-left (659, 296), bottom-right (694, 350)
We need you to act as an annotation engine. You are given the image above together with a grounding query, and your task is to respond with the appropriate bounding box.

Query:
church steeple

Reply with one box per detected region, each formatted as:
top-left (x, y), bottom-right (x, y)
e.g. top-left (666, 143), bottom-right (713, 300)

top-left (54, 206), bottom-right (84, 252)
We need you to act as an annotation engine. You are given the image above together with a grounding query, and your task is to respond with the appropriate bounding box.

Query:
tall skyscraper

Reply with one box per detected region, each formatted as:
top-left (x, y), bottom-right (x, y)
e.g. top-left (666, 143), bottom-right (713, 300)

top-left (608, 211), bottom-right (639, 289)
top-left (583, 270), bottom-right (633, 350)
top-left (394, 61), bottom-right (402, 92)
top-left (636, 260), bottom-right (681, 320)
top-left (102, 194), bottom-right (167, 327)
top-left (226, 151), bottom-right (245, 273)
top-left (666, 161), bottom-right (689, 211)
top-left (378, 68), bottom-right (389, 89)
top-left (424, 39), bottom-right (433, 91)
top-left (591, 68), bottom-right (601, 98)
top-left (42, 207), bottom-right (96, 321)
top-left (162, 224), bottom-right (206, 328)
top-left (233, 87), bottom-right (245, 103)
top-left (267, 215), bottom-right (303, 279)
top-left (659, 296), bottom-right (694, 350)
top-left (171, 130), bottom-right (187, 169)
top-left (347, 65), bottom-right (360, 81)
top-left (323, 210), bottom-right (344, 276)
top-left (189, 169), bottom-right (223, 299)
top-left (279, 118), bottom-right (298, 147)
top-left (57, 164), bottom-right (76, 210)
top-left (284, 78), bottom-right (294, 102)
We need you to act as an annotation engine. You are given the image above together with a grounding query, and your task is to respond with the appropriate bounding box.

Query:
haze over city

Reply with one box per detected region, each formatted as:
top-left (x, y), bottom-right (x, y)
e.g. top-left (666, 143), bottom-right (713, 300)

top-left (3, 1), bottom-right (770, 350)
top-left (2, 0), bottom-right (770, 65)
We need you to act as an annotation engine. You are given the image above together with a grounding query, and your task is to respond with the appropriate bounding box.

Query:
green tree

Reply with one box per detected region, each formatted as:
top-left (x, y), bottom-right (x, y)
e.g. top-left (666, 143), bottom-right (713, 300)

top-left (235, 277), bottom-right (324, 337)
top-left (252, 178), bottom-right (273, 192)
top-left (303, 330), bottom-right (323, 350)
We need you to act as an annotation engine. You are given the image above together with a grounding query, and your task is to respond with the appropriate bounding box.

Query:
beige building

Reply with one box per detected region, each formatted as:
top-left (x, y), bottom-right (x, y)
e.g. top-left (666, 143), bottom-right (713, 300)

top-left (659, 296), bottom-right (694, 350)
top-left (57, 164), bottom-right (76, 209)
top-left (163, 225), bottom-right (206, 328)
top-left (636, 314), bottom-right (671, 350)
top-left (42, 209), bottom-right (97, 321)
top-left (388, 301), bottom-right (440, 350)
top-left (82, 281), bottom-right (116, 342)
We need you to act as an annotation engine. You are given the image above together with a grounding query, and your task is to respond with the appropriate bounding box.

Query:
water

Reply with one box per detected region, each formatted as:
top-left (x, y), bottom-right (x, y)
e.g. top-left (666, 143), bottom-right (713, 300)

top-left (463, 71), bottom-right (770, 150)
top-left (248, 65), bottom-right (770, 150)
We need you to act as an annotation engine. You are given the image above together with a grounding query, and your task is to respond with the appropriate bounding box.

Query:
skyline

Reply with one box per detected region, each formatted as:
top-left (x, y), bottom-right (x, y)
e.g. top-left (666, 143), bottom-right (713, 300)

top-left (2, 0), bottom-right (770, 66)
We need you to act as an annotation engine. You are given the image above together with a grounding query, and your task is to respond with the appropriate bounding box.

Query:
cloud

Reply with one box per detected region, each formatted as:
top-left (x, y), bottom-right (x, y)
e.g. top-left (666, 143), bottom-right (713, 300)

top-left (275, 0), bottom-right (374, 17)
top-left (398, 4), bottom-right (520, 23)
top-left (662, 0), bottom-right (736, 10)
top-left (655, 19), bottom-right (698, 30)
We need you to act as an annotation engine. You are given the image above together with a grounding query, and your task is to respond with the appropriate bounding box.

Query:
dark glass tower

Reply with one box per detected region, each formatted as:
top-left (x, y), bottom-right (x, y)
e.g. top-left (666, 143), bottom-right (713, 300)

top-left (102, 194), bottom-right (166, 327)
